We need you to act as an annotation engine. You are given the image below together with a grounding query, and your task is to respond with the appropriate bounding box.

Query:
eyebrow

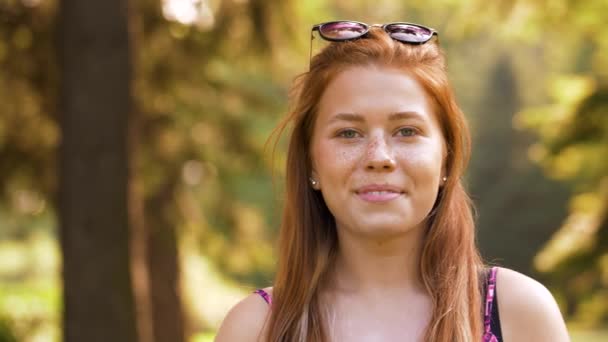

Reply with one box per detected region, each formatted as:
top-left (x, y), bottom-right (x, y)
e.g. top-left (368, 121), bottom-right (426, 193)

top-left (328, 111), bottom-right (426, 123)
top-left (328, 112), bottom-right (365, 123)
top-left (388, 111), bottom-right (426, 121)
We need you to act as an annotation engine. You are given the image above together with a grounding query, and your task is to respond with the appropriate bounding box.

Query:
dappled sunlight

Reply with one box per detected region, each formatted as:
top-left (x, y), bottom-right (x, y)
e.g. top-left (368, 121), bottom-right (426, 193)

top-left (549, 76), bottom-right (597, 107)
top-left (547, 144), bottom-right (589, 180)
top-left (11, 189), bottom-right (46, 216)
top-left (180, 236), bottom-right (247, 330)
top-left (182, 160), bottom-right (205, 186)
top-left (162, 0), bottom-right (215, 29)
top-left (0, 232), bottom-right (60, 342)
top-left (535, 191), bottom-right (606, 272)
top-left (514, 75), bottom-right (596, 143)
top-left (0, 241), bottom-right (29, 278)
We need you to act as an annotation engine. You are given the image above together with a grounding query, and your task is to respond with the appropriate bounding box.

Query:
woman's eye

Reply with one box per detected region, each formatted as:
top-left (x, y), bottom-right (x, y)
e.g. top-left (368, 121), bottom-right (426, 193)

top-left (337, 129), bottom-right (360, 138)
top-left (397, 127), bottom-right (417, 137)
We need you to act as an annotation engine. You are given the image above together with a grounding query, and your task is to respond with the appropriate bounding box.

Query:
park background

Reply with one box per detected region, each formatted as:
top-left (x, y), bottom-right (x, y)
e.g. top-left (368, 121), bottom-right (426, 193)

top-left (0, 0), bottom-right (607, 341)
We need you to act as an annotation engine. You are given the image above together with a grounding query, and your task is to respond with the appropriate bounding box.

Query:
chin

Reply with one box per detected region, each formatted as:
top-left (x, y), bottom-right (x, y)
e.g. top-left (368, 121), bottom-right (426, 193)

top-left (352, 219), bottom-right (419, 238)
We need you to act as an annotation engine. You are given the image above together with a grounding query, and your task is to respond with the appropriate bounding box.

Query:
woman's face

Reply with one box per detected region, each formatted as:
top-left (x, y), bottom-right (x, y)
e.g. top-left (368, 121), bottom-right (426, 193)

top-left (310, 65), bottom-right (446, 239)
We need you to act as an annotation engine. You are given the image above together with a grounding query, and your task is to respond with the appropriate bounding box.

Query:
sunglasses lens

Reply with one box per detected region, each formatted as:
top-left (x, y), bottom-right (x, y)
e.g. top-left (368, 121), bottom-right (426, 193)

top-left (319, 21), bottom-right (368, 40)
top-left (385, 23), bottom-right (433, 43)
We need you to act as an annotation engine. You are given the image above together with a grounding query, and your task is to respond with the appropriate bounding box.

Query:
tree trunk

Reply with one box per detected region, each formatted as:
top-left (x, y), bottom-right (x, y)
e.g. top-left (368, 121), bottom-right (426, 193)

top-left (130, 105), bottom-right (154, 342)
top-left (130, 7), bottom-right (155, 342)
top-left (146, 175), bottom-right (186, 342)
top-left (58, 1), bottom-right (138, 341)
top-left (134, 2), bottom-right (187, 340)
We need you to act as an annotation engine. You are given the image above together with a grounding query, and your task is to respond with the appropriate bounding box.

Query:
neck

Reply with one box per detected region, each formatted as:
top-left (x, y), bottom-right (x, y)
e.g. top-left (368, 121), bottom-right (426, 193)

top-left (329, 224), bottom-right (427, 295)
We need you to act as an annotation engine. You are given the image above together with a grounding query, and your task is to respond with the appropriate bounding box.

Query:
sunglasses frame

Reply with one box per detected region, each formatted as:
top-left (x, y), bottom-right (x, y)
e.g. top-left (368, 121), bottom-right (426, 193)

top-left (309, 20), bottom-right (438, 67)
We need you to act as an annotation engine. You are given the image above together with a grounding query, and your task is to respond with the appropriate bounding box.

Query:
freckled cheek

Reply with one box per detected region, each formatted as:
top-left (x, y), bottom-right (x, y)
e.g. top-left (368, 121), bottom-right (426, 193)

top-left (314, 143), bottom-right (363, 182)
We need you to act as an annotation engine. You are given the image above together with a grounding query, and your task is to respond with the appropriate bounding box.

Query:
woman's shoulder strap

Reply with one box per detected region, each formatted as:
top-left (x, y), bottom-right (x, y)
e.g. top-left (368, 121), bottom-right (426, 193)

top-left (483, 266), bottom-right (503, 341)
top-left (254, 288), bottom-right (272, 306)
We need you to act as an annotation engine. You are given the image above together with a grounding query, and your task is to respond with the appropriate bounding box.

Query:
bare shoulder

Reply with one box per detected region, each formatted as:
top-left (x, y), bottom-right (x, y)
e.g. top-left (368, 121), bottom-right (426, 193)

top-left (495, 267), bottom-right (570, 341)
top-left (215, 287), bottom-right (273, 342)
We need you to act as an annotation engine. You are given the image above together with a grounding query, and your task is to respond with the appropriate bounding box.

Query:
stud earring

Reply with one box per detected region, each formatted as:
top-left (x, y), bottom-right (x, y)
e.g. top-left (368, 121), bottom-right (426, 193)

top-left (309, 177), bottom-right (318, 188)
top-left (442, 176), bottom-right (448, 182)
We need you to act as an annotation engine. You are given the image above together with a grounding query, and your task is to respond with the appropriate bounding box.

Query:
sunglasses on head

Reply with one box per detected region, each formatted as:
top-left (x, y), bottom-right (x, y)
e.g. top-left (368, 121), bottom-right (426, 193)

top-left (309, 20), bottom-right (438, 67)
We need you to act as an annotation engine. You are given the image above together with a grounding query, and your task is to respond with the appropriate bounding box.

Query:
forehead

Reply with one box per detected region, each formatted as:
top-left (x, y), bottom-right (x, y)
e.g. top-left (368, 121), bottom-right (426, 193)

top-left (316, 65), bottom-right (436, 122)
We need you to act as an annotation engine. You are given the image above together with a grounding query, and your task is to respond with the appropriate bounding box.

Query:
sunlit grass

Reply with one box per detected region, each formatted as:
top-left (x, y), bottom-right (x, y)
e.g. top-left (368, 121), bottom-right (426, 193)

top-left (571, 329), bottom-right (608, 342)
top-left (0, 230), bottom-right (60, 342)
top-left (190, 331), bottom-right (215, 342)
top-left (179, 233), bottom-right (248, 330)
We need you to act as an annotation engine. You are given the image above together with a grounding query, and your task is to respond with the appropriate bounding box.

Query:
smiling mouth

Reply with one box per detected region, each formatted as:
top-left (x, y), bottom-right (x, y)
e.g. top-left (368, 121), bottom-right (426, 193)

top-left (356, 188), bottom-right (404, 203)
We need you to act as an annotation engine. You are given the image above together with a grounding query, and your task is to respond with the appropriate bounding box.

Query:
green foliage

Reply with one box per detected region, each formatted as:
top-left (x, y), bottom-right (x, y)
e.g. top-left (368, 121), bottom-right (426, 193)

top-left (522, 80), bottom-right (608, 325)
top-left (0, 317), bottom-right (18, 342)
top-left (506, 0), bottom-right (608, 327)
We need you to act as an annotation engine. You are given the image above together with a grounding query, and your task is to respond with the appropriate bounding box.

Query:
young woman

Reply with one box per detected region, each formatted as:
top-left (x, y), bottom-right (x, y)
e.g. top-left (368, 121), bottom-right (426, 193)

top-left (215, 21), bottom-right (570, 342)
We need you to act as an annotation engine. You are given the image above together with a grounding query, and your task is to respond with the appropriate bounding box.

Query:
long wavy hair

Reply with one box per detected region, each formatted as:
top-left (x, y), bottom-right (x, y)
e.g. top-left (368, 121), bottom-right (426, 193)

top-left (267, 28), bottom-right (485, 342)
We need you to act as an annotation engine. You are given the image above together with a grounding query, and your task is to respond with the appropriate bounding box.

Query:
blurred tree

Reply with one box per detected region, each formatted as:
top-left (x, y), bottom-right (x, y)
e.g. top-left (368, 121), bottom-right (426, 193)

top-left (470, 53), bottom-right (570, 273)
top-left (136, 0), bottom-right (302, 289)
top-left (57, 0), bottom-right (139, 341)
top-left (0, 1), bottom-right (61, 339)
top-left (0, 0), bottom-right (58, 236)
top-left (134, 2), bottom-right (187, 340)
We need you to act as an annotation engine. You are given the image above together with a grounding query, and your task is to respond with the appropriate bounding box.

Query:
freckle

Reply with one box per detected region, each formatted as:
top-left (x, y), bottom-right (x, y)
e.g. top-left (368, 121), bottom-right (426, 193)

top-left (340, 151), bottom-right (352, 162)
top-left (367, 141), bottom-right (378, 158)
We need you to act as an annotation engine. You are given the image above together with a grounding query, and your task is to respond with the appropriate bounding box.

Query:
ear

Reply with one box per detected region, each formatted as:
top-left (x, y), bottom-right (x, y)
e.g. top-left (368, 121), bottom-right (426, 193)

top-left (310, 170), bottom-right (320, 190)
top-left (440, 154), bottom-right (448, 187)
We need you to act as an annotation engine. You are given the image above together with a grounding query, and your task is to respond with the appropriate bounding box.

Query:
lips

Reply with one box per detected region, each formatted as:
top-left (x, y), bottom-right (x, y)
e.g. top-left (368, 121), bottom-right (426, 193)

top-left (355, 184), bottom-right (404, 202)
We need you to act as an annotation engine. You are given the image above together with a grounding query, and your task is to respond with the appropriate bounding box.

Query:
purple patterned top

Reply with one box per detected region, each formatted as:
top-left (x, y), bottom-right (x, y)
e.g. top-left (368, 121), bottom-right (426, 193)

top-left (254, 266), bottom-right (501, 341)
top-left (254, 288), bottom-right (272, 306)
top-left (483, 266), bottom-right (500, 342)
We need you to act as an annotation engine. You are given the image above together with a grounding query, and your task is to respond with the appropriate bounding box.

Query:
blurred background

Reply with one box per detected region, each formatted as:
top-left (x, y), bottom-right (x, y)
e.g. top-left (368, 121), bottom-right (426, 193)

top-left (0, 0), bottom-right (606, 341)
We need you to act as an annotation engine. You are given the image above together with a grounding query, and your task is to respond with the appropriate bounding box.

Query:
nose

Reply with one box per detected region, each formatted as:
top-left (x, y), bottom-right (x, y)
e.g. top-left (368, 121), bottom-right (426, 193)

top-left (364, 135), bottom-right (396, 171)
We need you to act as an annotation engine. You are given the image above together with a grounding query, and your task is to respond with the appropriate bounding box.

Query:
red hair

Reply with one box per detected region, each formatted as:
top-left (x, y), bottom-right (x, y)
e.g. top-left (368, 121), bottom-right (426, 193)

top-left (267, 29), bottom-right (484, 342)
